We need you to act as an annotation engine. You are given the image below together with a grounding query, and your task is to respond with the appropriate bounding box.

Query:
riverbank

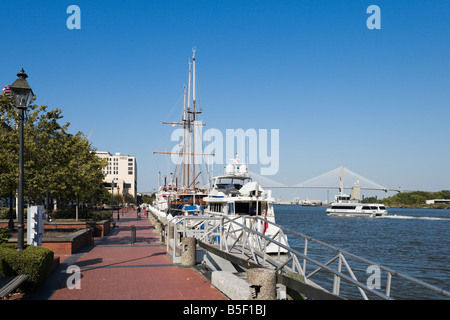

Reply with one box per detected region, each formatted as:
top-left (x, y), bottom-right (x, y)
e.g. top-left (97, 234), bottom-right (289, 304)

top-left (385, 204), bottom-right (450, 209)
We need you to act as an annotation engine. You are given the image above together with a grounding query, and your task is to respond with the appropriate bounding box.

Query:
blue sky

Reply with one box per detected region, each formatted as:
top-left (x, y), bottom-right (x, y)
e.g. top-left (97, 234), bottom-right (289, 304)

top-left (1, 1), bottom-right (449, 200)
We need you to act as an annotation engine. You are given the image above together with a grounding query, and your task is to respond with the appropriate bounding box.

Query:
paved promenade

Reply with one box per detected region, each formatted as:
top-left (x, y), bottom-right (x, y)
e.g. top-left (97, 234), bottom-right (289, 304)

top-left (32, 209), bottom-right (226, 300)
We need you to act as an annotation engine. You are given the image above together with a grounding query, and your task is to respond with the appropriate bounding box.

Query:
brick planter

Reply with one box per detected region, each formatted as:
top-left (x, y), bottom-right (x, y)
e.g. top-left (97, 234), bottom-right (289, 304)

top-left (1, 219), bottom-right (112, 238)
top-left (44, 219), bottom-right (111, 237)
top-left (41, 229), bottom-right (94, 256)
top-left (7, 228), bottom-right (94, 256)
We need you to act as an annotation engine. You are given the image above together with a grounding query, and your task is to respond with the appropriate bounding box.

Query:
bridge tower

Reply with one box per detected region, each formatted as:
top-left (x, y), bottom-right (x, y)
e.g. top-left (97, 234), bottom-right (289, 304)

top-left (351, 180), bottom-right (361, 200)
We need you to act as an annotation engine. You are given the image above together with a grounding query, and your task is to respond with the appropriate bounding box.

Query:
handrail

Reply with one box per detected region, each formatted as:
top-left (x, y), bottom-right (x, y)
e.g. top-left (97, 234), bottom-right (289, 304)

top-left (167, 214), bottom-right (450, 300)
top-left (260, 216), bottom-right (450, 298)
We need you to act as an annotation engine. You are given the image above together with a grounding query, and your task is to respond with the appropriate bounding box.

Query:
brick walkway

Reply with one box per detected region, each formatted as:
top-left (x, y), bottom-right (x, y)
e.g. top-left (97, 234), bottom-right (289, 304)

top-left (32, 209), bottom-right (226, 300)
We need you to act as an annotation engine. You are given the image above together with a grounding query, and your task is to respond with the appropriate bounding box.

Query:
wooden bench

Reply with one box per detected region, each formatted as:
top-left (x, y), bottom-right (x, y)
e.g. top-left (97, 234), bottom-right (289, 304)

top-left (0, 275), bottom-right (29, 300)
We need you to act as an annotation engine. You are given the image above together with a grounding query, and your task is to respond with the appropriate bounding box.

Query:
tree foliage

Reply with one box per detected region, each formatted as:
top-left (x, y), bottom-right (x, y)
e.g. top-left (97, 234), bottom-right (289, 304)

top-left (383, 190), bottom-right (450, 208)
top-left (0, 93), bottom-right (107, 209)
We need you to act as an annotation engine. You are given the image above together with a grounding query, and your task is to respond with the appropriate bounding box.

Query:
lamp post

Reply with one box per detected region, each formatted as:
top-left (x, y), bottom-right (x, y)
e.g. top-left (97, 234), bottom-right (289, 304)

top-left (117, 185), bottom-right (121, 218)
top-left (8, 191), bottom-right (14, 229)
top-left (10, 69), bottom-right (34, 251)
top-left (111, 180), bottom-right (114, 220)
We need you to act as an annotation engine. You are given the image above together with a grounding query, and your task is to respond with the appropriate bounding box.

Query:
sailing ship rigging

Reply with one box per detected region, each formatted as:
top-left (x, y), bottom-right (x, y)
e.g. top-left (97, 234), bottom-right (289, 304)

top-left (153, 49), bottom-right (213, 217)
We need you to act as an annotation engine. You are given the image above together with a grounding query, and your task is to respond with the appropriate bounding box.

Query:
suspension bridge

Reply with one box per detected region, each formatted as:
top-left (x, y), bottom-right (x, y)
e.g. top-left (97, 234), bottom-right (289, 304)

top-left (141, 166), bottom-right (419, 199)
top-left (249, 166), bottom-right (418, 199)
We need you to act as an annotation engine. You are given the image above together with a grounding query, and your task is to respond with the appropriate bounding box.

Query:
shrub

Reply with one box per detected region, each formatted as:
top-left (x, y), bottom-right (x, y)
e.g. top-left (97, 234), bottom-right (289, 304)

top-left (0, 208), bottom-right (13, 219)
top-left (0, 244), bottom-right (54, 292)
top-left (52, 208), bottom-right (112, 221)
top-left (0, 227), bottom-right (10, 244)
top-left (88, 210), bottom-right (113, 221)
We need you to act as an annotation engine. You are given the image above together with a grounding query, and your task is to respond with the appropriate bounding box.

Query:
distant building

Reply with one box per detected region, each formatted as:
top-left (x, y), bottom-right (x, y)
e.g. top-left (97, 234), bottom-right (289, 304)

top-left (95, 151), bottom-right (137, 200)
top-left (425, 199), bottom-right (450, 205)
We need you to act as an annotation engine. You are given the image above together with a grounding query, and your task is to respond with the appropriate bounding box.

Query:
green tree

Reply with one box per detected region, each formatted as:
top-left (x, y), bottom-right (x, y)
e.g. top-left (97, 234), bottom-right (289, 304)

top-left (383, 190), bottom-right (450, 208)
top-left (361, 196), bottom-right (378, 203)
top-left (0, 94), bottom-right (19, 198)
top-left (1, 93), bottom-right (107, 219)
top-left (61, 132), bottom-right (107, 220)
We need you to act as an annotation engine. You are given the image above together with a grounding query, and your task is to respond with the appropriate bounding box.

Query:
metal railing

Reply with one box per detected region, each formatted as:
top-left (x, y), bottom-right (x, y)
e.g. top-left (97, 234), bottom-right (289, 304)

top-left (166, 214), bottom-right (450, 300)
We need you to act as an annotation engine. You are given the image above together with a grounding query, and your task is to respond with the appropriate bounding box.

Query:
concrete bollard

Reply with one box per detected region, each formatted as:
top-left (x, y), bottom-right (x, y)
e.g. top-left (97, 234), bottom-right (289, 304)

top-left (167, 221), bottom-right (175, 249)
top-left (168, 221), bottom-right (174, 240)
top-left (155, 222), bottom-right (163, 242)
top-left (160, 225), bottom-right (166, 243)
top-left (247, 268), bottom-right (276, 300)
top-left (130, 225), bottom-right (136, 245)
top-left (181, 237), bottom-right (196, 266)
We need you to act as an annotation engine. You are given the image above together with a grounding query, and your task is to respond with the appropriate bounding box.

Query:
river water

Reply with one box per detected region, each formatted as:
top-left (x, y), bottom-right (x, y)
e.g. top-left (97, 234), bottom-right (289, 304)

top-left (274, 205), bottom-right (450, 299)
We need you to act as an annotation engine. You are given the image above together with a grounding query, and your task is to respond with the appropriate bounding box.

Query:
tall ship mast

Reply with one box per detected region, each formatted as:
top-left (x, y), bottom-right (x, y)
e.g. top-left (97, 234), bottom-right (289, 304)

top-left (152, 49), bottom-right (211, 218)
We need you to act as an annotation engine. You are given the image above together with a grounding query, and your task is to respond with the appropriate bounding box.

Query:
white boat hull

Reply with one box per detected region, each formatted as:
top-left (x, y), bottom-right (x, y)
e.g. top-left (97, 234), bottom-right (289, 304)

top-left (326, 194), bottom-right (387, 218)
top-left (149, 205), bottom-right (174, 221)
top-left (208, 213), bottom-right (288, 254)
top-left (326, 209), bottom-right (387, 217)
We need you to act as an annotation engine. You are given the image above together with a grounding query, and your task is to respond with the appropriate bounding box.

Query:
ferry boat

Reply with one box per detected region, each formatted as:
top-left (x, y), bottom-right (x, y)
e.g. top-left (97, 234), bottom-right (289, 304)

top-left (203, 155), bottom-right (288, 253)
top-left (326, 194), bottom-right (387, 217)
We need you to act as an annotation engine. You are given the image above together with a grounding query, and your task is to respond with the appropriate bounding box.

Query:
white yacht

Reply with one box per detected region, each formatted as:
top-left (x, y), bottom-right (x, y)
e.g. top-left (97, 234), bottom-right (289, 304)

top-left (203, 155), bottom-right (288, 253)
top-left (150, 180), bottom-right (206, 220)
top-left (326, 194), bottom-right (387, 217)
top-left (151, 174), bottom-right (178, 217)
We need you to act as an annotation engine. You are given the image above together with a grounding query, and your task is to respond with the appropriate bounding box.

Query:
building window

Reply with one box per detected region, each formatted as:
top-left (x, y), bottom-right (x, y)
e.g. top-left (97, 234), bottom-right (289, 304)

top-left (128, 171), bottom-right (133, 175)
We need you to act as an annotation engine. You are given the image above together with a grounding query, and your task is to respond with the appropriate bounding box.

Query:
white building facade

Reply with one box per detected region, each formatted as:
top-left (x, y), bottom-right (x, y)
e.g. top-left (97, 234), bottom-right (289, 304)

top-left (96, 151), bottom-right (137, 200)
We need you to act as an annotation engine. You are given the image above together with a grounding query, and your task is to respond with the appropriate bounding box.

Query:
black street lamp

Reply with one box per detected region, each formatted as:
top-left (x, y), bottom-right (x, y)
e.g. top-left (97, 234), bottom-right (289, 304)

top-left (8, 191), bottom-right (14, 229)
top-left (111, 180), bottom-right (114, 220)
top-left (111, 180), bottom-right (118, 221)
top-left (10, 69), bottom-right (34, 251)
top-left (116, 184), bottom-right (120, 220)
top-left (117, 185), bottom-right (121, 218)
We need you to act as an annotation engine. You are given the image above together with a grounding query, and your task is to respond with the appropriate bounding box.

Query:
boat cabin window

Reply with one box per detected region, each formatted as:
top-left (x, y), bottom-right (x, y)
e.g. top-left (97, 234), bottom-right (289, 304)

top-left (209, 203), bottom-right (225, 213)
top-left (234, 202), bottom-right (267, 216)
top-left (215, 177), bottom-right (251, 190)
top-left (235, 202), bottom-right (250, 215)
top-left (363, 205), bottom-right (384, 210)
top-left (331, 206), bottom-right (357, 210)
